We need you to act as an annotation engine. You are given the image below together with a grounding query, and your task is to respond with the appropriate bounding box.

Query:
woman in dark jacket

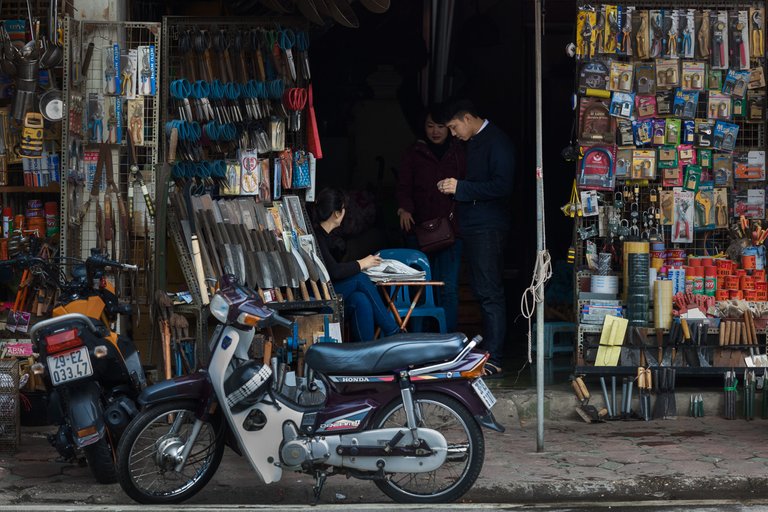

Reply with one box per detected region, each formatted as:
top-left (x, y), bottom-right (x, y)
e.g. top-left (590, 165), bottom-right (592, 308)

top-left (314, 188), bottom-right (400, 342)
top-left (396, 105), bottom-right (466, 332)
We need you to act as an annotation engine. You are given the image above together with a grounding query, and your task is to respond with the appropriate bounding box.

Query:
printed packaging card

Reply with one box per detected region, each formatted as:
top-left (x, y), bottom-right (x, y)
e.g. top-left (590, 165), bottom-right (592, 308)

top-left (672, 188), bottom-right (695, 243)
top-left (733, 189), bottom-right (765, 219)
top-left (660, 189), bottom-right (674, 225)
top-left (239, 149), bottom-right (260, 195)
top-left (695, 119), bottom-right (715, 148)
top-left (579, 97), bottom-right (615, 144)
top-left (635, 61), bottom-right (656, 94)
top-left (610, 91), bottom-right (635, 119)
top-left (609, 61), bottom-right (634, 92)
top-left (694, 182), bottom-right (716, 230)
top-left (749, 66), bottom-right (766, 89)
top-left (656, 59), bottom-right (680, 89)
top-left (221, 161), bottom-right (241, 196)
top-left (635, 95), bottom-right (657, 118)
top-left (672, 89), bottom-right (699, 119)
top-left (714, 188), bottom-right (729, 228)
top-left (581, 190), bottom-right (599, 217)
top-left (713, 120), bottom-right (739, 152)
top-left (713, 153), bottom-right (733, 187)
top-left (631, 149), bottom-right (656, 179)
top-left (708, 92), bottom-right (732, 120)
top-left (682, 61), bottom-right (707, 90)
top-left (734, 150), bottom-right (766, 181)
top-left (723, 69), bottom-right (750, 98)
top-left (121, 50), bottom-right (138, 100)
top-left (138, 45), bottom-right (157, 96)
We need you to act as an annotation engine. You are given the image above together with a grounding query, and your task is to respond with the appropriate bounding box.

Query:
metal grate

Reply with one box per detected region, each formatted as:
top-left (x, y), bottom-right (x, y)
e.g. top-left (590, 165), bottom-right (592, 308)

top-left (61, 20), bottom-right (161, 304)
top-left (0, 359), bottom-right (20, 453)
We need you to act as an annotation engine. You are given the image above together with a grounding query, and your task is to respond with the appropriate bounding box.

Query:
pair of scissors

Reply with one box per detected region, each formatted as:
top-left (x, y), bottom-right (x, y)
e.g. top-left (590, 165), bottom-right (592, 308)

top-left (284, 87), bottom-right (307, 131)
top-left (278, 27), bottom-right (297, 81)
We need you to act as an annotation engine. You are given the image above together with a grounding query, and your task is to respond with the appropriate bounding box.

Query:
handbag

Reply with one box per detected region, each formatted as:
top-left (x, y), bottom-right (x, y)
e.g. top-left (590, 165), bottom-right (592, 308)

top-left (412, 214), bottom-right (455, 254)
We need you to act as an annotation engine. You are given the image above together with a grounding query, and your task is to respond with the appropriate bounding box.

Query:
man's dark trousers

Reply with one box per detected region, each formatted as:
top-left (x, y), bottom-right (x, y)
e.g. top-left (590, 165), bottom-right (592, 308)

top-left (463, 228), bottom-right (509, 366)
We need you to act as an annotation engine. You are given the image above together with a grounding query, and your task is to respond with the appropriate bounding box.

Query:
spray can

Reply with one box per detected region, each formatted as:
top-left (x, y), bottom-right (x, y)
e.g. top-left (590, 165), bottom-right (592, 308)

top-left (704, 266), bottom-right (717, 296)
top-left (2, 207), bottom-right (11, 238)
top-left (44, 202), bottom-right (58, 236)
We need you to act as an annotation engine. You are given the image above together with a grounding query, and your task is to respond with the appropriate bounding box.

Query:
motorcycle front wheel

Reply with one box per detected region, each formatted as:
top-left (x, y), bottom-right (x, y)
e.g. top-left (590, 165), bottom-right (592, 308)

top-left (83, 435), bottom-right (117, 484)
top-left (116, 400), bottom-right (225, 504)
top-left (372, 392), bottom-right (485, 503)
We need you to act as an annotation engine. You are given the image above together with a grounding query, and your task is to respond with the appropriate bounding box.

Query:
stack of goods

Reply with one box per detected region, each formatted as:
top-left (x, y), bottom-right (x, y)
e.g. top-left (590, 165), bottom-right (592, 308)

top-left (713, 258), bottom-right (767, 301)
top-left (627, 252), bottom-right (650, 326)
top-left (0, 200), bottom-right (57, 260)
top-left (581, 300), bottom-right (623, 324)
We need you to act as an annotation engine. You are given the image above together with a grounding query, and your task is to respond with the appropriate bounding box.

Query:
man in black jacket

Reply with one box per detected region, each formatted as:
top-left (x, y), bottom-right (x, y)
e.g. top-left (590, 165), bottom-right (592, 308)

top-left (438, 100), bottom-right (515, 376)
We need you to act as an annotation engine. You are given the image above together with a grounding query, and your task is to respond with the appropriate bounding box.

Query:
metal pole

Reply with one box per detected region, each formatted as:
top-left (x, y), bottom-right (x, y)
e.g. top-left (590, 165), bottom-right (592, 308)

top-left (534, 0), bottom-right (546, 452)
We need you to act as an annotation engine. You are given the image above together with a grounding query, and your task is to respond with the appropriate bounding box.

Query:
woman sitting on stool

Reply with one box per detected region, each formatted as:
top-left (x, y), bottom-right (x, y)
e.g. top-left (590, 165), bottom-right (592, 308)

top-left (313, 188), bottom-right (400, 342)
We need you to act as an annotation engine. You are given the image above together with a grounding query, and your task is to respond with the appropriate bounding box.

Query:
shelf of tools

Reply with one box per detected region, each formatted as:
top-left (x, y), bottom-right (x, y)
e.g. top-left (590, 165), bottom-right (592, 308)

top-left (0, 1), bottom-right (66, 254)
top-left (0, 2), bottom-right (74, 339)
top-left (568, 1), bottom-right (768, 380)
top-left (157, 17), bottom-right (338, 371)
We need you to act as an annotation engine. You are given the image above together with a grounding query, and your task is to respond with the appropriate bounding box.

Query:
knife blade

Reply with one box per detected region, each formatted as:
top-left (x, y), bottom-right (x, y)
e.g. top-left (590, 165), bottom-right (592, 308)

top-left (300, 234), bottom-right (331, 300)
top-left (282, 231), bottom-right (310, 301)
top-left (294, 238), bottom-right (322, 300)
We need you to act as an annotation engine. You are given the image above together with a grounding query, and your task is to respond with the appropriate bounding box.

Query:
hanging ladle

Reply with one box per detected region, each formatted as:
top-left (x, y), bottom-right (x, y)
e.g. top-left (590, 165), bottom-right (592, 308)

top-left (20, 0), bottom-right (40, 61)
top-left (40, 0), bottom-right (63, 69)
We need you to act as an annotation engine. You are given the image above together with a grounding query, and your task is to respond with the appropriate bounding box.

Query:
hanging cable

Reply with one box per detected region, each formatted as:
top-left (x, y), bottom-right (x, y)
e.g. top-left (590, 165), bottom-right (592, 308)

top-left (521, 246), bottom-right (552, 364)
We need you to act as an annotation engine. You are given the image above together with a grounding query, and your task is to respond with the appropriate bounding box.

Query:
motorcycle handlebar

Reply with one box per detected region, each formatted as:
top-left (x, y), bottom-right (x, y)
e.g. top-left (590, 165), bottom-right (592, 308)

top-left (269, 312), bottom-right (294, 330)
top-left (86, 253), bottom-right (138, 272)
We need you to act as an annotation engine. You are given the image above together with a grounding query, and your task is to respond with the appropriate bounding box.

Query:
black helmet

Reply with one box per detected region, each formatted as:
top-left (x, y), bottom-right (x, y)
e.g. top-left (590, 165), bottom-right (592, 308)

top-left (224, 361), bottom-right (273, 413)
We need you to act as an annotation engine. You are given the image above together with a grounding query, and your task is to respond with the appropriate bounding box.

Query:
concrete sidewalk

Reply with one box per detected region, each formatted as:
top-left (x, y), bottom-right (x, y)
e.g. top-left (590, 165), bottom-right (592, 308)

top-left (3, 386), bottom-right (768, 506)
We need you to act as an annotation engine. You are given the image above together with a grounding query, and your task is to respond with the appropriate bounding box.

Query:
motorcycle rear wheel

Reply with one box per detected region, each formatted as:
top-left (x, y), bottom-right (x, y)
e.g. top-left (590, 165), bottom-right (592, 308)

top-left (83, 436), bottom-right (117, 484)
top-left (117, 400), bottom-right (225, 504)
top-left (372, 392), bottom-right (485, 503)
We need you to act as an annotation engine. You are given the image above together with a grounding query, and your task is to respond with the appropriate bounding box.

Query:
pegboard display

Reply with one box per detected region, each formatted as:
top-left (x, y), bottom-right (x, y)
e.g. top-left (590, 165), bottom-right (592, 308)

top-left (570, 1), bottom-right (767, 269)
top-left (61, 19), bottom-right (161, 304)
top-left (157, 16), bottom-right (332, 320)
top-left (569, 1), bottom-right (768, 374)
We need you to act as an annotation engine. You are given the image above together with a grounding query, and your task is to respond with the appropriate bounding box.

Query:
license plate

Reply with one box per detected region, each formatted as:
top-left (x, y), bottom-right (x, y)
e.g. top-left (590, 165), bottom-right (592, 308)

top-left (47, 347), bottom-right (93, 386)
top-left (472, 378), bottom-right (497, 409)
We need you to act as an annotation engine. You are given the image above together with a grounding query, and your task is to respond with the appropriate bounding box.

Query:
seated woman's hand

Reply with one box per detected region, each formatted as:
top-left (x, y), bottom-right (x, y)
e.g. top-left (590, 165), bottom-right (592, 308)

top-left (358, 254), bottom-right (383, 270)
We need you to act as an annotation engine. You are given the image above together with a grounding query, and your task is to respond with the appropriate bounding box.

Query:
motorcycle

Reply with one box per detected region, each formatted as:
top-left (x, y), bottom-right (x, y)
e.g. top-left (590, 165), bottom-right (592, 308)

top-left (12, 248), bottom-right (145, 483)
top-left (116, 275), bottom-right (503, 504)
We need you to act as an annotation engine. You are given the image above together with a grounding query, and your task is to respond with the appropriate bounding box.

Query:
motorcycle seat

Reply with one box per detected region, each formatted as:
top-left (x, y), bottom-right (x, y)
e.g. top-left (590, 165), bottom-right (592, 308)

top-left (305, 333), bottom-right (467, 375)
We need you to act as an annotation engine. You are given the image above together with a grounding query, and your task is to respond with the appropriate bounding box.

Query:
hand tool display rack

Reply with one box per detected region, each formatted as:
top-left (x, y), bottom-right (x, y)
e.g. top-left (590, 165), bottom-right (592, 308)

top-left (571, 0), bottom-right (768, 376)
top-left (158, 17), bottom-right (339, 355)
top-left (60, 19), bottom-right (161, 305)
top-left (0, 1), bottom-right (65, 226)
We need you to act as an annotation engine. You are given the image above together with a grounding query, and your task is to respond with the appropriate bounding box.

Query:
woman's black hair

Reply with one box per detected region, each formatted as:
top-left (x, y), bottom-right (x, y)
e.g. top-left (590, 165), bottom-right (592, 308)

top-left (426, 102), bottom-right (447, 125)
top-left (313, 187), bottom-right (346, 224)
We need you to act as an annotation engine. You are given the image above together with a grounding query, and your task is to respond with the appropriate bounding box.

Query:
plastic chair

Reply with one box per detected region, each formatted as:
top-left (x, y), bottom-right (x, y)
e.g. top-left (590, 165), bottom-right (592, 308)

top-left (531, 321), bottom-right (576, 358)
top-left (378, 248), bottom-right (447, 333)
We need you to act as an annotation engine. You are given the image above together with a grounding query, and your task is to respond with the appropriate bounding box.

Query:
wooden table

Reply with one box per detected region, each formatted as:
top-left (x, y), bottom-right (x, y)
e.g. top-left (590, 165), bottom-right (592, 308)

top-left (375, 280), bottom-right (444, 333)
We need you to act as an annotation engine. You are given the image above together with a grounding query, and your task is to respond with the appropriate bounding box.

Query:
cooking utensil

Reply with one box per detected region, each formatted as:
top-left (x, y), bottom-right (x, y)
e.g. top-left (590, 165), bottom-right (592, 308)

top-left (39, 70), bottom-right (63, 122)
top-left (324, 0), bottom-right (360, 28)
top-left (295, 0), bottom-right (325, 25)
top-left (360, 0), bottom-right (390, 13)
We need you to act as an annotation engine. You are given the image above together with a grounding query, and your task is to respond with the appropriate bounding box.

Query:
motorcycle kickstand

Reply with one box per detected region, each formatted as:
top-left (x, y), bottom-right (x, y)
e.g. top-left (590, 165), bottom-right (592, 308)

top-left (312, 470), bottom-right (327, 505)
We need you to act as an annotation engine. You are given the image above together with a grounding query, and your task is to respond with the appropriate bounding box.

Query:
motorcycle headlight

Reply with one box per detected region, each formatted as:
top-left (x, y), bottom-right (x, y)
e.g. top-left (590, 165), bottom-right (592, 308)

top-left (210, 293), bottom-right (231, 323)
